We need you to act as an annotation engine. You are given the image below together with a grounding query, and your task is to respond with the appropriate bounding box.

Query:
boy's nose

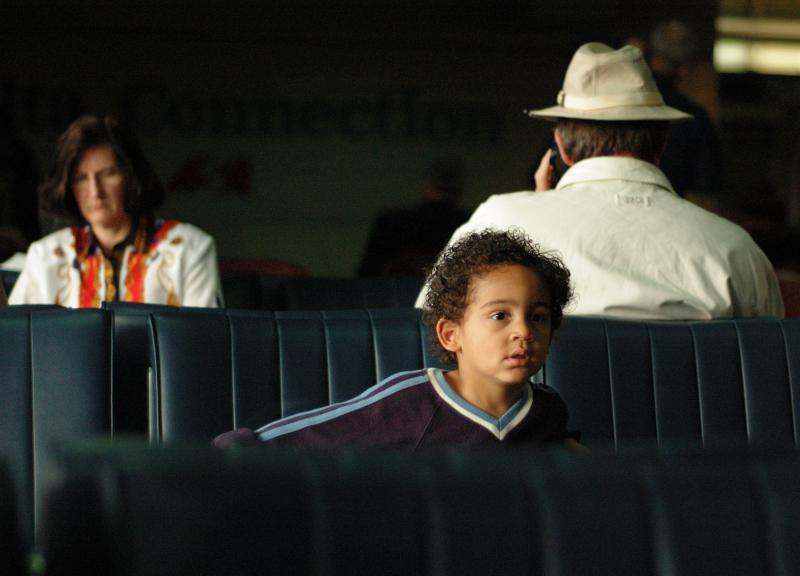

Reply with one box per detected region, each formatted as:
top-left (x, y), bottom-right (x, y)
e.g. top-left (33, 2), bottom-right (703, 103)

top-left (512, 320), bottom-right (534, 340)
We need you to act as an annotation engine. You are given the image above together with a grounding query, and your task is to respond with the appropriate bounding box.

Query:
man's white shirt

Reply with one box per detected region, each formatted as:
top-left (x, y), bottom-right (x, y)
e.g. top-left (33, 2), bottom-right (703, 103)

top-left (417, 156), bottom-right (784, 319)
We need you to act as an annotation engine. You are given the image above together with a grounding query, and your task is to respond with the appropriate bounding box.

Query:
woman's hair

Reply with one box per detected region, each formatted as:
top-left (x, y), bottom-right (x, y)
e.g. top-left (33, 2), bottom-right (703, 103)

top-left (423, 228), bottom-right (573, 364)
top-left (39, 115), bottom-right (165, 223)
top-left (556, 118), bottom-right (669, 165)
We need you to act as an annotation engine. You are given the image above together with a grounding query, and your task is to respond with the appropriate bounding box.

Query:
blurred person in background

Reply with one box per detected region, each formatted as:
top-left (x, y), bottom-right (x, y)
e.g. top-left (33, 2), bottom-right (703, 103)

top-left (646, 19), bottom-right (721, 200)
top-left (9, 115), bottom-right (222, 307)
top-left (358, 157), bottom-right (470, 277)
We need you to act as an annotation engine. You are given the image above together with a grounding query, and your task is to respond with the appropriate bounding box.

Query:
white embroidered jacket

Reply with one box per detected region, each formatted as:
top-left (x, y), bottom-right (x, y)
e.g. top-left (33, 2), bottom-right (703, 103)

top-left (9, 219), bottom-right (221, 308)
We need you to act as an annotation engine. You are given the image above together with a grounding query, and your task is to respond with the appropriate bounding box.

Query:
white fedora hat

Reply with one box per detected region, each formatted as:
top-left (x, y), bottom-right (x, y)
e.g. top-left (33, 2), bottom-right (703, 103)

top-left (528, 42), bottom-right (691, 122)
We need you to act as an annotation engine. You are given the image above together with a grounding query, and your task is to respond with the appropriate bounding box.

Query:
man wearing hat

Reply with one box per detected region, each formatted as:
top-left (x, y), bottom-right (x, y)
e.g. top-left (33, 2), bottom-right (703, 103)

top-left (417, 43), bottom-right (783, 319)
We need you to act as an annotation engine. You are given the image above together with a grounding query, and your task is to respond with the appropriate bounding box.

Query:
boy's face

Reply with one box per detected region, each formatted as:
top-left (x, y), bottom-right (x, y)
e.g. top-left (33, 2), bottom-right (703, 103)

top-left (438, 263), bottom-right (552, 389)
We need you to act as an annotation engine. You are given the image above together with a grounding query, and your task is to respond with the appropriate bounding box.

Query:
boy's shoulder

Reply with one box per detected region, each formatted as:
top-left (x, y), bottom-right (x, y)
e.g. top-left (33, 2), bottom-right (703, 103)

top-left (528, 381), bottom-right (573, 437)
top-left (530, 381), bottom-right (564, 397)
top-left (530, 382), bottom-right (569, 412)
top-left (213, 369), bottom-right (436, 449)
top-left (257, 369), bottom-right (436, 445)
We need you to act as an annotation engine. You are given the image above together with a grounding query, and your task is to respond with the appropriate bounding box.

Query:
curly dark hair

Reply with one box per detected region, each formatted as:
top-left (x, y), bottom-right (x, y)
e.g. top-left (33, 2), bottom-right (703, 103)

top-left (39, 115), bottom-right (165, 224)
top-left (423, 228), bottom-right (573, 364)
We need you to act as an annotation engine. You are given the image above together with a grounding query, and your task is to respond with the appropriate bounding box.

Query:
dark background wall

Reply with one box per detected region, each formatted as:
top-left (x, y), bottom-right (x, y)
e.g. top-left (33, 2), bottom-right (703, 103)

top-left (0, 1), bottom-right (758, 275)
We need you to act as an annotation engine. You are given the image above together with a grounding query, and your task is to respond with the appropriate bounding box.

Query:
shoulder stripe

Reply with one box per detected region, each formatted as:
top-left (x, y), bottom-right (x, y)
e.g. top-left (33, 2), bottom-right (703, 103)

top-left (257, 369), bottom-right (423, 431)
top-left (255, 369), bottom-right (429, 441)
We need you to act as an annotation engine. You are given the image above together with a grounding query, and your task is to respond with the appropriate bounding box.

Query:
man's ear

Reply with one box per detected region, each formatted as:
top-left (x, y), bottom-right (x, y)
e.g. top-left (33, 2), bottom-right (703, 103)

top-left (436, 318), bottom-right (461, 355)
top-left (554, 128), bottom-right (575, 166)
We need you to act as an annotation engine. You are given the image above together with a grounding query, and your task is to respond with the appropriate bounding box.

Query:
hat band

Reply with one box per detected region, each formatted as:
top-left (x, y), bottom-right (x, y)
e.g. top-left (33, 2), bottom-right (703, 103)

top-left (557, 90), bottom-right (666, 111)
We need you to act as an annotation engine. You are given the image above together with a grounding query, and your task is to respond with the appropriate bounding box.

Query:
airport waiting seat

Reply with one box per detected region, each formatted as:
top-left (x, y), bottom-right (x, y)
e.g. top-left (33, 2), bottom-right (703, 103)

top-left (145, 308), bottom-right (800, 449)
top-left (103, 302), bottom-right (227, 435)
top-left (40, 442), bottom-right (800, 576)
top-left (104, 280), bottom-right (427, 435)
top-left (0, 307), bottom-right (113, 548)
top-left (546, 316), bottom-right (800, 448)
top-left (147, 308), bottom-right (445, 442)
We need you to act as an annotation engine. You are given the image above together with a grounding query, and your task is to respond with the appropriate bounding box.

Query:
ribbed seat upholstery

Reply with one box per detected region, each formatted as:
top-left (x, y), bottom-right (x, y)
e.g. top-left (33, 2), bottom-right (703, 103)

top-left (145, 308), bottom-right (800, 449)
top-left (103, 301), bottom-right (226, 434)
top-left (148, 308), bottom-right (445, 442)
top-left (0, 308), bottom-right (112, 547)
top-left (546, 317), bottom-right (800, 447)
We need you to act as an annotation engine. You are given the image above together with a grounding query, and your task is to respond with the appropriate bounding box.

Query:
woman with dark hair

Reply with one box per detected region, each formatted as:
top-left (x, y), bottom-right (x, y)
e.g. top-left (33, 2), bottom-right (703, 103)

top-left (9, 115), bottom-right (222, 307)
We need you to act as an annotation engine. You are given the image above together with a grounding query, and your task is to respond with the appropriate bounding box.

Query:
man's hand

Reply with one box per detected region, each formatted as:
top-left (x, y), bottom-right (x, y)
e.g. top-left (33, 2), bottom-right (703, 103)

top-left (534, 149), bottom-right (556, 192)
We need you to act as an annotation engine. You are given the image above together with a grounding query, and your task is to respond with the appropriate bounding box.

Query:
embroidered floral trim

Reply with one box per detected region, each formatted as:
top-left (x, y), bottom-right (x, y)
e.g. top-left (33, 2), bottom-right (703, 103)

top-left (80, 255), bottom-right (102, 308)
top-left (71, 219), bottom-right (182, 307)
top-left (157, 248), bottom-right (178, 306)
top-left (123, 222), bottom-right (150, 303)
top-left (55, 262), bottom-right (71, 306)
top-left (151, 220), bottom-right (180, 305)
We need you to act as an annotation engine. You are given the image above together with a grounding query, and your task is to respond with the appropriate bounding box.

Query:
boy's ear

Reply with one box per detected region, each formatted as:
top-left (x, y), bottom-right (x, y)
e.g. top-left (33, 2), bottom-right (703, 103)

top-left (435, 318), bottom-right (461, 354)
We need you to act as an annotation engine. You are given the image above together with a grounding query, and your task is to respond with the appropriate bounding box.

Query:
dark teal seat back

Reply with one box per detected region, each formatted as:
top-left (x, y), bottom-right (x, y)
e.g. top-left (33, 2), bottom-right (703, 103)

top-left (147, 309), bottom-right (800, 449)
top-left (39, 444), bottom-right (800, 576)
top-left (0, 308), bottom-right (112, 546)
top-left (149, 308), bottom-right (444, 442)
top-left (103, 301), bottom-right (225, 435)
top-left (545, 317), bottom-right (800, 447)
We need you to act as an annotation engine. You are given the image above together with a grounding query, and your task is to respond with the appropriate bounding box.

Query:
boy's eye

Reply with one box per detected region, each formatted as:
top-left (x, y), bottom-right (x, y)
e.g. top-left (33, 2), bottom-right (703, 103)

top-left (490, 312), bottom-right (507, 321)
top-left (530, 311), bottom-right (550, 323)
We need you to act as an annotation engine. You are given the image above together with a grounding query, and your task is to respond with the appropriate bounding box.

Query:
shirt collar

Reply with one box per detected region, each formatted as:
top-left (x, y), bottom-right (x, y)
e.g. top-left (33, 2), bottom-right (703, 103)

top-left (555, 156), bottom-right (677, 196)
top-left (427, 368), bottom-right (534, 440)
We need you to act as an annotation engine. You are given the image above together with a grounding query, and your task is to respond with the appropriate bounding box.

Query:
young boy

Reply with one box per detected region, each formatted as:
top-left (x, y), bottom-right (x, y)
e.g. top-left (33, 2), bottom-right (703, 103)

top-left (213, 229), bottom-right (575, 448)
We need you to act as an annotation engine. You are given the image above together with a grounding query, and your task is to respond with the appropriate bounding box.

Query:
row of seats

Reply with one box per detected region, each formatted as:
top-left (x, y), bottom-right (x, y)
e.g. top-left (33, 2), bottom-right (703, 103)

top-left (7, 266), bottom-right (800, 317)
top-left (0, 269), bottom-right (424, 311)
top-left (37, 442), bottom-right (800, 576)
top-left (2, 305), bottom-right (800, 564)
top-left (105, 302), bottom-right (800, 445)
top-left (138, 307), bottom-right (800, 448)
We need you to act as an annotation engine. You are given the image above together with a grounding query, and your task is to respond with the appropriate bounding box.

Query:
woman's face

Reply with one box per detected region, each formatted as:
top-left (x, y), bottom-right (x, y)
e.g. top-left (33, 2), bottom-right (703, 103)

top-left (72, 145), bottom-right (130, 231)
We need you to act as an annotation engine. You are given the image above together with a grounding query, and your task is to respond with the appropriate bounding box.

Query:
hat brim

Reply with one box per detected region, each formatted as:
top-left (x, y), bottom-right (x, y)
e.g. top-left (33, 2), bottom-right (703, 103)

top-left (528, 104), bottom-right (692, 122)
